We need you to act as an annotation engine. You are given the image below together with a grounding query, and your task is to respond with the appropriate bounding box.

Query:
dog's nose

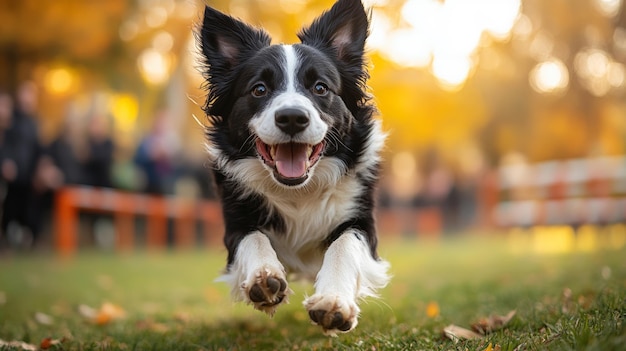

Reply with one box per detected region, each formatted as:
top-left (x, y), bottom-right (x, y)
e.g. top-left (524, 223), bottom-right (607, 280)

top-left (275, 108), bottom-right (310, 136)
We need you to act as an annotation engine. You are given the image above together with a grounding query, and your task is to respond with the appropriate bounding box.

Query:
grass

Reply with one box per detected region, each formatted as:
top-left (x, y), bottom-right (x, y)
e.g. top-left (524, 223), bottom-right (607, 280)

top-left (0, 232), bottom-right (625, 350)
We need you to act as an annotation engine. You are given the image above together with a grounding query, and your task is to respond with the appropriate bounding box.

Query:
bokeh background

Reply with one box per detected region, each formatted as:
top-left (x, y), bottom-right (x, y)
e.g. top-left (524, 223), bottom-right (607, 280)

top-left (1, 0), bottom-right (626, 252)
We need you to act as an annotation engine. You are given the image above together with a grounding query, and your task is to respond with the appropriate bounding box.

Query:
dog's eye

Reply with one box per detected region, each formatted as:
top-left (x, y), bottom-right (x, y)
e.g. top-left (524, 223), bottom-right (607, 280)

top-left (251, 84), bottom-right (268, 97)
top-left (313, 83), bottom-right (329, 96)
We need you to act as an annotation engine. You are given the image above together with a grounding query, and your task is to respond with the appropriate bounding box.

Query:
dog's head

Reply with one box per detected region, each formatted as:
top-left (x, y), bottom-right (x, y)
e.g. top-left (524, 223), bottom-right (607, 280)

top-left (199, 0), bottom-right (371, 188)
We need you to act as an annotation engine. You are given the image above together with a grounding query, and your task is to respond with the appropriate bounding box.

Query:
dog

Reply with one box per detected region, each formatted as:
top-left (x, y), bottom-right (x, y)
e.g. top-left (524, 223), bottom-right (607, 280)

top-left (198, 0), bottom-right (390, 335)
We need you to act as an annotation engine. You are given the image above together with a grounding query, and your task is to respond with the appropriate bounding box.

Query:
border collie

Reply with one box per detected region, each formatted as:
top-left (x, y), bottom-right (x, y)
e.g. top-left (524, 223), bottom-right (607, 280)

top-left (198, 0), bottom-right (390, 335)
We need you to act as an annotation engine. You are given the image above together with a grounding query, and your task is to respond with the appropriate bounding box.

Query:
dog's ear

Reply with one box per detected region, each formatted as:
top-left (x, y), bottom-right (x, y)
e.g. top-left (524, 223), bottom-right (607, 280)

top-left (298, 0), bottom-right (369, 64)
top-left (200, 6), bottom-right (271, 72)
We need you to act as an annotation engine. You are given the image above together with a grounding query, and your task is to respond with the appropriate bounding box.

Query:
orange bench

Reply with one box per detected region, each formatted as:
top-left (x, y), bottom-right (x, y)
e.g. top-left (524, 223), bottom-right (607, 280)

top-left (54, 186), bottom-right (224, 256)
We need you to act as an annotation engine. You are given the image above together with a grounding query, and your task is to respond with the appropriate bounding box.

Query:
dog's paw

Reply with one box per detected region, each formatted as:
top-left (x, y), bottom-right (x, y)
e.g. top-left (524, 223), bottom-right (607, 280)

top-left (242, 268), bottom-right (289, 316)
top-left (303, 294), bottom-right (359, 336)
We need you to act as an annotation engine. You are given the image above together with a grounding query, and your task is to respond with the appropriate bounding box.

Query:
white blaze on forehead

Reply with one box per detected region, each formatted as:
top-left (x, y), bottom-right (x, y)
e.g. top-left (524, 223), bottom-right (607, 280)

top-left (282, 45), bottom-right (299, 93)
top-left (249, 44), bottom-right (328, 147)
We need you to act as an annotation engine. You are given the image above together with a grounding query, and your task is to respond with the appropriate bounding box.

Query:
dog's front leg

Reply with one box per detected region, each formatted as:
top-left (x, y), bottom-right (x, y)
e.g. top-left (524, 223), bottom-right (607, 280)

top-left (219, 231), bottom-right (289, 316)
top-left (304, 230), bottom-right (390, 335)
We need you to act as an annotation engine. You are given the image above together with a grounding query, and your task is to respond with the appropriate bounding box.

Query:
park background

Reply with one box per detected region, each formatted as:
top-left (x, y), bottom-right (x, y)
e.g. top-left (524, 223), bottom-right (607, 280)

top-left (1, 0), bottom-right (626, 350)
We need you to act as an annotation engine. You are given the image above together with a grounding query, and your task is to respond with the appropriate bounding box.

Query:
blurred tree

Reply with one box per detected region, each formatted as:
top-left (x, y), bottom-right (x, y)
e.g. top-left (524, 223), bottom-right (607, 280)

top-left (0, 0), bottom-right (128, 90)
top-left (0, 0), bottom-right (624, 169)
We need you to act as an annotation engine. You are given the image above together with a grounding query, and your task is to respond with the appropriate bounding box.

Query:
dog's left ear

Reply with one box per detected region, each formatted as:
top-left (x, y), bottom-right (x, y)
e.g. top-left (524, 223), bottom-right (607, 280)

top-left (298, 0), bottom-right (369, 64)
top-left (200, 6), bottom-right (271, 74)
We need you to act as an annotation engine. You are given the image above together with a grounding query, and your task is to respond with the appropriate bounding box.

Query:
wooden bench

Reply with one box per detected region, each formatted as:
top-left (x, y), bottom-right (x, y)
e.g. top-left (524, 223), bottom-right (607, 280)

top-left (54, 186), bottom-right (224, 256)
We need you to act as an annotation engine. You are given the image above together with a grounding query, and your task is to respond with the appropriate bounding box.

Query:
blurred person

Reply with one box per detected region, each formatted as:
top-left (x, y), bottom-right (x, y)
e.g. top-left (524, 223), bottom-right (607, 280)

top-left (0, 81), bottom-right (47, 247)
top-left (46, 104), bottom-right (85, 186)
top-left (82, 108), bottom-right (114, 188)
top-left (133, 108), bottom-right (180, 194)
top-left (77, 105), bottom-right (115, 249)
top-left (47, 100), bottom-right (114, 188)
top-left (0, 92), bottom-right (14, 250)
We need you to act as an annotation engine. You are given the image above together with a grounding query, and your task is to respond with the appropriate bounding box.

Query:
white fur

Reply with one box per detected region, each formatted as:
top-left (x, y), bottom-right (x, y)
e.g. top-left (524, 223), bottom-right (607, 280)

top-left (212, 154), bottom-right (361, 278)
top-left (210, 119), bottom-right (387, 279)
top-left (304, 230), bottom-right (390, 335)
top-left (248, 45), bottom-right (328, 146)
top-left (355, 119), bottom-right (387, 179)
top-left (283, 45), bottom-right (299, 93)
top-left (311, 230), bottom-right (390, 300)
top-left (216, 232), bottom-right (286, 301)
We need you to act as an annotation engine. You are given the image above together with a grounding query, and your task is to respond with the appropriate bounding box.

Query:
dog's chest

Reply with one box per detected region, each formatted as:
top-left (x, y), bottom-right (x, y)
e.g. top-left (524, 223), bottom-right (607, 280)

top-left (263, 177), bottom-right (362, 276)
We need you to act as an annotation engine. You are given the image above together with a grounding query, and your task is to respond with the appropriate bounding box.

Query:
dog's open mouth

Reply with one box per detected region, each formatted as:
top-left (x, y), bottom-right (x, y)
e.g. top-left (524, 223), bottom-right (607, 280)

top-left (255, 139), bottom-right (325, 186)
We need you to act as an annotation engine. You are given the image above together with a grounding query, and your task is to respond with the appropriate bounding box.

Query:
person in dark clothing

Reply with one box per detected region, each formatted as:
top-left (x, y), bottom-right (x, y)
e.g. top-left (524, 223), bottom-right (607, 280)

top-left (133, 109), bottom-right (179, 194)
top-left (47, 137), bottom-right (83, 186)
top-left (47, 102), bottom-right (114, 189)
top-left (0, 81), bottom-right (46, 245)
top-left (0, 92), bottom-right (14, 250)
top-left (82, 113), bottom-right (113, 188)
top-left (47, 115), bottom-right (84, 187)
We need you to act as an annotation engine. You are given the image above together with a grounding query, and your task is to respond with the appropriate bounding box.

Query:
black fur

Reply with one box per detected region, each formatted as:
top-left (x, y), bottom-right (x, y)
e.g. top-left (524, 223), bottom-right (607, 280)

top-left (199, 0), bottom-right (382, 271)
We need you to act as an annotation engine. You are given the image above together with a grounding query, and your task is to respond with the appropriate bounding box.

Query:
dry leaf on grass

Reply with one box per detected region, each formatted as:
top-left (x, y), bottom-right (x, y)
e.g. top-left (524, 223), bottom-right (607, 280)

top-left (443, 310), bottom-right (516, 342)
top-left (426, 301), bottom-right (440, 318)
top-left (40, 337), bottom-right (66, 349)
top-left (78, 302), bottom-right (126, 325)
top-left (443, 324), bottom-right (484, 342)
top-left (471, 310), bottom-right (516, 334)
top-left (482, 343), bottom-right (502, 351)
top-left (0, 291), bottom-right (6, 305)
top-left (0, 339), bottom-right (38, 351)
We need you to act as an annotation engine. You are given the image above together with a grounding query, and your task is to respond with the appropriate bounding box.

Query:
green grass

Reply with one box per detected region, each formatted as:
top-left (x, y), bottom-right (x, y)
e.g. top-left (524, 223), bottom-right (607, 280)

top-left (1, 234), bottom-right (625, 350)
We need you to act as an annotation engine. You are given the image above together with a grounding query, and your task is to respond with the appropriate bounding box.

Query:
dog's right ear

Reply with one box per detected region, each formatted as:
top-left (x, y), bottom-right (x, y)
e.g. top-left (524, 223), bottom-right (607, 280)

top-left (200, 6), bottom-right (271, 74)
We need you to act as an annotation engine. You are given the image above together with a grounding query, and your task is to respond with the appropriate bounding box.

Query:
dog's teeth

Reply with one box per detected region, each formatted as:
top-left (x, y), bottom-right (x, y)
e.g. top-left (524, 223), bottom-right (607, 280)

top-left (306, 145), bottom-right (313, 157)
top-left (270, 145), bottom-right (276, 159)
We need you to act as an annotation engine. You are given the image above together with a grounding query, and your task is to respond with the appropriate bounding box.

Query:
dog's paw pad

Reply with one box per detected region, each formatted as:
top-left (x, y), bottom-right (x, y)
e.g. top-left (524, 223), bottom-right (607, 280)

top-left (304, 295), bottom-right (359, 335)
top-left (249, 284), bottom-right (268, 303)
top-left (308, 310), bottom-right (352, 331)
top-left (266, 276), bottom-right (286, 295)
top-left (245, 273), bottom-right (288, 315)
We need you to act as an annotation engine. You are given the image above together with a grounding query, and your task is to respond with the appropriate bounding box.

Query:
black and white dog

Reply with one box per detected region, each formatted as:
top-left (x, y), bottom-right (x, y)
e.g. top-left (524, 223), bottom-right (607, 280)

top-left (198, 0), bottom-right (390, 335)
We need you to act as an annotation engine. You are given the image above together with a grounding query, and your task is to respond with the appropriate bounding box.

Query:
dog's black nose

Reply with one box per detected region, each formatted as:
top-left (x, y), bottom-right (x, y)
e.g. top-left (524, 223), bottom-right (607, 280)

top-left (275, 108), bottom-right (310, 136)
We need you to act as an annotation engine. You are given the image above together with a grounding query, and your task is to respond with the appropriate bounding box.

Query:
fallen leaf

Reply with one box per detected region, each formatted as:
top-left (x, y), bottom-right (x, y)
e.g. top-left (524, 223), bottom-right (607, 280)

top-left (482, 343), bottom-right (502, 351)
top-left (0, 291), bottom-right (6, 305)
top-left (471, 310), bottom-right (516, 335)
top-left (79, 302), bottom-right (126, 325)
top-left (35, 312), bottom-right (54, 325)
top-left (0, 339), bottom-right (38, 350)
top-left (95, 302), bottom-right (126, 325)
top-left (426, 301), bottom-right (440, 318)
top-left (442, 324), bottom-right (484, 342)
top-left (40, 337), bottom-right (65, 349)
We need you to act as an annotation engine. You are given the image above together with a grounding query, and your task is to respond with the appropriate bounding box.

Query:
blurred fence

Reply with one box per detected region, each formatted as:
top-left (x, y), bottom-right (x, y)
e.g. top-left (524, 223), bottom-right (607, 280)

top-left (494, 156), bottom-right (626, 227)
top-left (54, 186), bottom-right (223, 255)
top-left (52, 156), bottom-right (626, 254)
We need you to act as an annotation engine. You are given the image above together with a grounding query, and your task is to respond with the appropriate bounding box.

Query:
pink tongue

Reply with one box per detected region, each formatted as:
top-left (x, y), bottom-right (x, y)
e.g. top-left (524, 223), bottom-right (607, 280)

top-left (275, 143), bottom-right (308, 178)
